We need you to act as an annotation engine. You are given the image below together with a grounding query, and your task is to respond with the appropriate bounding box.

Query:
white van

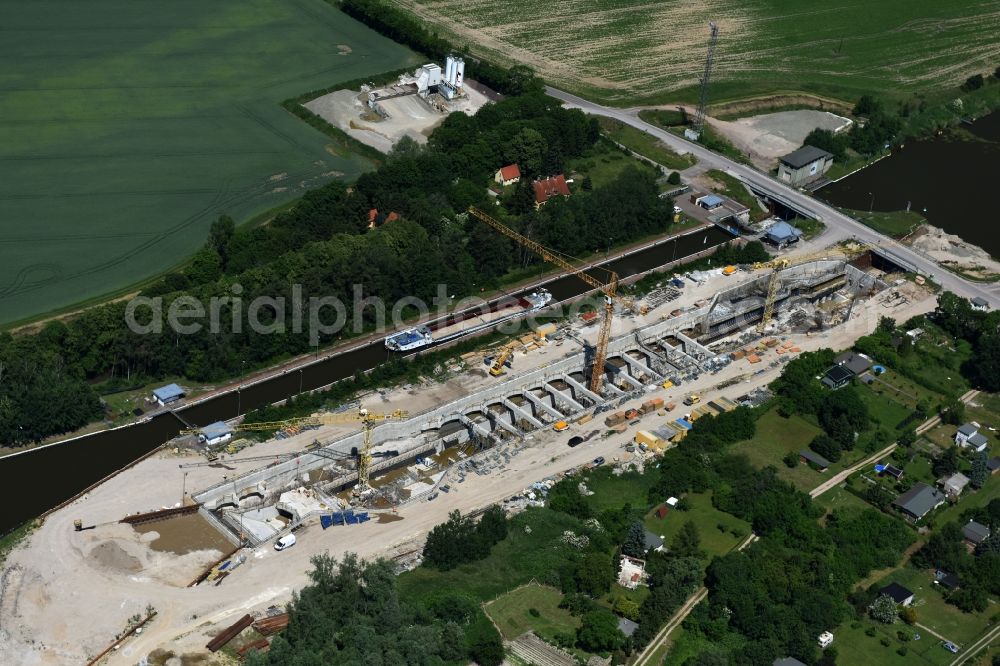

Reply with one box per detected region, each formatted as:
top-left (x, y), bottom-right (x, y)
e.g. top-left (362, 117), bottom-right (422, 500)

top-left (274, 534), bottom-right (297, 551)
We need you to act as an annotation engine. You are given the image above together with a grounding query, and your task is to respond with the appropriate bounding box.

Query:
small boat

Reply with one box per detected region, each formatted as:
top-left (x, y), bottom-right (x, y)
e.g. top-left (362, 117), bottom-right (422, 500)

top-left (385, 325), bottom-right (433, 352)
top-left (522, 289), bottom-right (553, 310)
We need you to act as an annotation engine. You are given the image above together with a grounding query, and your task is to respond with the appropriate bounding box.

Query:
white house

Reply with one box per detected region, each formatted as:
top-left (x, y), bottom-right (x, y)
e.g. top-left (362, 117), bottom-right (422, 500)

top-left (956, 422), bottom-right (989, 452)
top-left (199, 421), bottom-right (233, 447)
top-left (972, 297), bottom-right (990, 312)
top-left (494, 164), bottom-right (520, 186)
top-left (618, 555), bottom-right (648, 590)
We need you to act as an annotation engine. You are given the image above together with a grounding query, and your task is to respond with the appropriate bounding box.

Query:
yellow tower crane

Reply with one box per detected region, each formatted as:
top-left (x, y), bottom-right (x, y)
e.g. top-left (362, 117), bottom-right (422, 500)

top-left (754, 246), bottom-right (862, 333)
top-left (183, 408), bottom-right (408, 494)
top-left (468, 206), bottom-right (621, 394)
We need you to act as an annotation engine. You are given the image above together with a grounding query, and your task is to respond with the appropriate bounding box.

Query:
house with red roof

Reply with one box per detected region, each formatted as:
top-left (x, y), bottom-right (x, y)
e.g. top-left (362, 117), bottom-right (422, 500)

top-left (494, 164), bottom-right (521, 186)
top-left (532, 174), bottom-right (570, 207)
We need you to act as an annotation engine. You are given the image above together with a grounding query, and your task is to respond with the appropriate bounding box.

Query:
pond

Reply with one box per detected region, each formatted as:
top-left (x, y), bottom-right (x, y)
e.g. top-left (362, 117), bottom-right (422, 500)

top-left (818, 111), bottom-right (1000, 257)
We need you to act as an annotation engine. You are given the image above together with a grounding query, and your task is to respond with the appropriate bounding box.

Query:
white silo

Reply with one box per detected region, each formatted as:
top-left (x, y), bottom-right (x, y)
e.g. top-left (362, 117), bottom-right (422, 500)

top-left (455, 58), bottom-right (465, 88)
top-left (444, 55), bottom-right (456, 87)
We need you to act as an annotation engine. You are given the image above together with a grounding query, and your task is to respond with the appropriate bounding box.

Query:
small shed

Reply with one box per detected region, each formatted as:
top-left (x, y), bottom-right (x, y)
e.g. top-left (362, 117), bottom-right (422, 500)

top-left (878, 582), bottom-right (915, 607)
top-left (963, 520), bottom-right (990, 546)
top-left (696, 193), bottom-right (724, 210)
top-left (988, 457), bottom-right (1000, 475)
top-left (799, 449), bottom-right (831, 471)
top-left (880, 464), bottom-right (904, 480)
top-left (765, 221), bottom-right (804, 248)
top-left (935, 570), bottom-right (960, 590)
top-left (199, 421), bottom-right (234, 447)
top-left (777, 145), bottom-right (834, 186)
top-left (152, 383), bottom-right (185, 406)
top-left (940, 472), bottom-right (970, 497)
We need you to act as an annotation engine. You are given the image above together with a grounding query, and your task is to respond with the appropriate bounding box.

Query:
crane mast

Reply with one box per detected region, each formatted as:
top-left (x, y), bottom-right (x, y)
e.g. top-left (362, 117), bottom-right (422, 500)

top-left (181, 408), bottom-right (407, 495)
top-left (468, 206), bottom-right (617, 394)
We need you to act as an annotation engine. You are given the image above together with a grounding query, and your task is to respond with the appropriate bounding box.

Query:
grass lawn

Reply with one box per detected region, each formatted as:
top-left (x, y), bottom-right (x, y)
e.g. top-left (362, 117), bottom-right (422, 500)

top-left (485, 584), bottom-right (580, 641)
top-left (644, 491), bottom-right (750, 563)
top-left (790, 217), bottom-right (826, 240)
top-left (388, 0), bottom-right (1000, 106)
top-left (398, 508), bottom-right (584, 603)
top-left (817, 485), bottom-right (873, 514)
top-left (857, 381), bottom-right (920, 433)
top-left (567, 140), bottom-right (661, 189)
top-left (0, 0), bottom-right (418, 325)
top-left (845, 209), bottom-right (927, 239)
top-left (581, 466), bottom-right (659, 514)
top-left (597, 118), bottom-right (696, 171)
top-left (730, 409), bottom-right (847, 492)
top-left (864, 368), bottom-right (944, 413)
top-left (833, 618), bottom-right (954, 666)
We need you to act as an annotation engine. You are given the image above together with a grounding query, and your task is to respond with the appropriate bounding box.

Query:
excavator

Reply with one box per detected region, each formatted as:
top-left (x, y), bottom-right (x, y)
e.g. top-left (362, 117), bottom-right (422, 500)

top-left (488, 340), bottom-right (521, 377)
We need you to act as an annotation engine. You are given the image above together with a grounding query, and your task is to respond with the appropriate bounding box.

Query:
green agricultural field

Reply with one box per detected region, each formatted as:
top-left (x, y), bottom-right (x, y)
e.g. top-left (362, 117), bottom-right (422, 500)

top-left (0, 0), bottom-right (419, 325)
top-left (390, 0), bottom-right (1000, 105)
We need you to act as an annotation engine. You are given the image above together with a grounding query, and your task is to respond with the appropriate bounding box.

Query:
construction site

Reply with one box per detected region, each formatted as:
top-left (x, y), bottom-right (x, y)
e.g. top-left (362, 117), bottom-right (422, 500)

top-left (0, 203), bottom-right (939, 661)
top-left (304, 55), bottom-right (489, 152)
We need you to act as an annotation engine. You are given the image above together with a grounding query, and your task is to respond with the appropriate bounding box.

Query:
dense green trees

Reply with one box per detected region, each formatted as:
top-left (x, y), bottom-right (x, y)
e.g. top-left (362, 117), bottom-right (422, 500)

top-left (423, 507), bottom-right (507, 570)
top-left (249, 553), bottom-right (482, 665)
top-left (577, 609), bottom-right (624, 652)
top-left (0, 331), bottom-right (103, 444)
top-left (622, 520), bottom-right (647, 558)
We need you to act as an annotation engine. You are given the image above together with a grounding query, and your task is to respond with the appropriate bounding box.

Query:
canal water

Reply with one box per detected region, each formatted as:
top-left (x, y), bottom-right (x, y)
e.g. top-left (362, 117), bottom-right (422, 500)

top-left (817, 111), bottom-right (1000, 257)
top-left (0, 226), bottom-right (732, 535)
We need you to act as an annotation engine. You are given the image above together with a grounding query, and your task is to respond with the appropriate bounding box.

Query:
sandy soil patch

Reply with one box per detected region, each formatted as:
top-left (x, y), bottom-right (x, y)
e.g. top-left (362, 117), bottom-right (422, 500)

top-left (906, 224), bottom-right (1000, 280)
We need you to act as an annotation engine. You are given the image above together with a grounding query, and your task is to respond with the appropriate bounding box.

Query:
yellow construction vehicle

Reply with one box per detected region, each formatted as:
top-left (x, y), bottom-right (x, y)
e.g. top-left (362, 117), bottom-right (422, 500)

top-left (182, 408), bottom-right (407, 495)
top-left (489, 340), bottom-right (521, 377)
top-left (469, 206), bottom-right (622, 394)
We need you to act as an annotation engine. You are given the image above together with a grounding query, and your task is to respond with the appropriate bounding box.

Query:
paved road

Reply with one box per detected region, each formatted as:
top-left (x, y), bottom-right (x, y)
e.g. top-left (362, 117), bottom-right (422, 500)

top-left (546, 87), bottom-right (1000, 306)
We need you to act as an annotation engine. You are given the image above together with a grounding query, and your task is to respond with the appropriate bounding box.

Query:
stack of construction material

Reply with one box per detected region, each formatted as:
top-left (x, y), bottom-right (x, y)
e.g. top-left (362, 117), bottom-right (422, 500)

top-left (605, 411), bottom-right (626, 427)
top-left (253, 614), bottom-right (289, 637)
top-left (641, 397), bottom-right (665, 414)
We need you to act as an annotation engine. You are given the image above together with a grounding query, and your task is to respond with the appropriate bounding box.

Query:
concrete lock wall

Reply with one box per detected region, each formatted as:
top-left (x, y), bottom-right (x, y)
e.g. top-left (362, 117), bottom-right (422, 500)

top-left (192, 261), bottom-right (848, 508)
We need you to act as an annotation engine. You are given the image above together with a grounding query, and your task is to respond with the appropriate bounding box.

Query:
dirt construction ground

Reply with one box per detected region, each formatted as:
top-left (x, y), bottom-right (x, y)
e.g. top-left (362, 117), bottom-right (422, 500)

top-left (719, 110), bottom-right (853, 166)
top-left (0, 242), bottom-right (937, 665)
top-left (304, 84), bottom-right (488, 153)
